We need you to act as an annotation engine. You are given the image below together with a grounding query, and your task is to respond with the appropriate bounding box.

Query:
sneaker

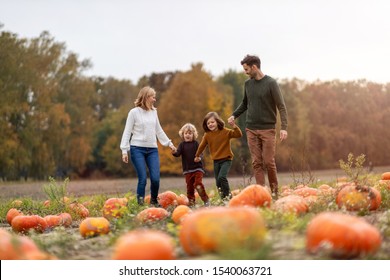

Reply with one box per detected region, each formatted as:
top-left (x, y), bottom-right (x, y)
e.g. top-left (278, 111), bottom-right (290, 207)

top-left (204, 200), bottom-right (210, 207)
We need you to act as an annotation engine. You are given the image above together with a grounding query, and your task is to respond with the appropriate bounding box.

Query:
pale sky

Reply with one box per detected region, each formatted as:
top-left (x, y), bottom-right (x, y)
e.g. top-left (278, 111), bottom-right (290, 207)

top-left (1, 0), bottom-right (390, 84)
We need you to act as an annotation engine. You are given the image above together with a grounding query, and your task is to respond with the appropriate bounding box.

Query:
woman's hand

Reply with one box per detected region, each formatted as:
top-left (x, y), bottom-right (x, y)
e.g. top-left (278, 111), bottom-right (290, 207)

top-left (122, 153), bottom-right (128, 163)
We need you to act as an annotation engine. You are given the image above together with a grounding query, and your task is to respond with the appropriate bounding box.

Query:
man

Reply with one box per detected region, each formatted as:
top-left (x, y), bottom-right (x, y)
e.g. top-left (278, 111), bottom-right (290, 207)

top-left (228, 55), bottom-right (288, 197)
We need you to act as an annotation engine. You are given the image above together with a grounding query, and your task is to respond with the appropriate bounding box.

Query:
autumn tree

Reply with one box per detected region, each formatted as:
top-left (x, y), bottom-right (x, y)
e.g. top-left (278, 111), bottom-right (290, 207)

top-left (157, 63), bottom-right (234, 175)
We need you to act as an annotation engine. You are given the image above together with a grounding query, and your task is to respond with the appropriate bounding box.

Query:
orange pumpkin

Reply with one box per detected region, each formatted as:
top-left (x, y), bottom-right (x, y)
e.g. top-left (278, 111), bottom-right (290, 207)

top-left (229, 184), bottom-right (272, 208)
top-left (0, 229), bottom-right (55, 260)
top-left (381, 172), bottom-right (390, 180)
top-left (69, 202), bottom-right (90, 219)
top-left (272, 195), bottom-right (308, 215)
top-left (58, 212), bottom-right (72, 227)
top-left (0, 229), bottom-right (39, 259)
top-left (11, 215), bottom-right (48, 233)
top-left (179, 207), bottom-right (266, 256)
top-left (336, 184), bottom-right (381, 211)
top-left (112, 229), bottom-right (175, 260)
top-left (79, 217), bottom-right (110, 238)
top-left (171, 205), bottom-right (192, 224)
top-left (44, 215), bottom-right (62, 229)
top-left (102, 197), bottom-right (128, 219)
top-left (136, 207), bottom-right (170, 223)
top-left (177, 194), bottom-right (189, 206)
top-left (158, 191), bottom-right (179, 209)
top-left (306, 212), bottom-right (381, 257)
top-left (6, 208), bottom-right (23, 225)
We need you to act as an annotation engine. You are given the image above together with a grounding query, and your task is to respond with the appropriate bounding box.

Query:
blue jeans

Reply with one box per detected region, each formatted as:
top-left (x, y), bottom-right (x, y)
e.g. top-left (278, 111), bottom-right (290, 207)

top-left (130, 146), bottom-right (160, 201)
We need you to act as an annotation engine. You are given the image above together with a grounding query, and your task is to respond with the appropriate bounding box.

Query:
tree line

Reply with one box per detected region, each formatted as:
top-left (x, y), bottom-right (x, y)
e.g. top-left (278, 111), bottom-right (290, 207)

top-left (1, 29), bottom-right (390, 181)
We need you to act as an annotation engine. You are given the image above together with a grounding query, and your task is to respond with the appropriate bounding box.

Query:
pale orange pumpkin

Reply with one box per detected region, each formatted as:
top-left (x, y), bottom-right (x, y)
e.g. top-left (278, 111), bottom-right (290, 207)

top-left (79, 217), bottom-right (110, 238)
top-left (179, 207), bottom-right (266, 256)
top-left (272, 195), bottom-right (308, 215)
top-left (293, 186), bottom-right (318, 197)
top-left (6, 208), bottom-right (23, 225)
top-left (136, 207), bottom-right (170, 223)
top-left (231, 189), bottom-right (241, 196)
top-left (171, 205), bottom-right (192, 224)
top-left (10, 199), bottom-right (23, 208)
top-left (102, 197), bottom-right (128, 219)
top-left (229, 184), bottom-right (272, 208)
top-left (318, 184), bottom-right (336, 196)
top-left (378, 179), bottom-right (390, 190)
top-left (112, 229), bottom-right (175, 260)
top-left (306, 212), bottom-right (382, 257)
top-left (336, 184), bottom-right (381, 211)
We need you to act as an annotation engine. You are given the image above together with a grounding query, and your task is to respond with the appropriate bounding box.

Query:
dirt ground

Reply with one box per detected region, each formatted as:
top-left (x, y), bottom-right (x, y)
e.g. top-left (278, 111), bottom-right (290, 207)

top-left (0, 168), bottom-right (355, 200)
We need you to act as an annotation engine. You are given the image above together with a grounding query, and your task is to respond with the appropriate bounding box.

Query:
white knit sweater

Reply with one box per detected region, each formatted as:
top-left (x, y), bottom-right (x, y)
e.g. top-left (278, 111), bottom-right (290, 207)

top-left (120, 107), bottom-right (172, 154)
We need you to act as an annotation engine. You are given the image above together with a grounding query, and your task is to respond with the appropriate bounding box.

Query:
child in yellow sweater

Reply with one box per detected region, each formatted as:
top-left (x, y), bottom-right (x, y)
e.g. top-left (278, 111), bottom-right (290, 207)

top-left (195, 112), bottom-right (242, 200)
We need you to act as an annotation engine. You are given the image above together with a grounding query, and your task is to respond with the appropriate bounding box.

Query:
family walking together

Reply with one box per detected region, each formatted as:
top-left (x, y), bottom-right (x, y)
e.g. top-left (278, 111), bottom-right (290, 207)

top-left (120, 54), bottom-right (288, 206)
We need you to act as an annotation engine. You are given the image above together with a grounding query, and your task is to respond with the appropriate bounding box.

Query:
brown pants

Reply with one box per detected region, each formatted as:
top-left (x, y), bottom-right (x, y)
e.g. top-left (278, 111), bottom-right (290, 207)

top-left (246, 128), bottom-right (278, 192)
top-left (185, 171), bottom-right (209, 206)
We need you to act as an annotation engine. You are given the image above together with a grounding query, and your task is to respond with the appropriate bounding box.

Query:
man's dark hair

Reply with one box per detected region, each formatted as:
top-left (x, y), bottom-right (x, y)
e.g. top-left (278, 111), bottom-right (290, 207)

top-left (241, 55), bottom-right (261, 69)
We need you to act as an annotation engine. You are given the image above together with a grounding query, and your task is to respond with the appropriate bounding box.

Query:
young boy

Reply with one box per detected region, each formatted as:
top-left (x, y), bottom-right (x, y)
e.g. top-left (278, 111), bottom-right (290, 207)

top-left (172, 123), bottom-right (210, 207)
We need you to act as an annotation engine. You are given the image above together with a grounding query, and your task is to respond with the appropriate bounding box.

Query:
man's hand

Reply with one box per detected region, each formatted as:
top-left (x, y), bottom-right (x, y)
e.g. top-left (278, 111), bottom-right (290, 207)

top-left (280, 130), bottom-right (288, 141)
top-left (227, 116), bottom-right (235, 126)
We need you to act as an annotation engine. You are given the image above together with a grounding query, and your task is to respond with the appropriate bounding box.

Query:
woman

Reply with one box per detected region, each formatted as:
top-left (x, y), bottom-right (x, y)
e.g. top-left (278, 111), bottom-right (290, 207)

top-left (120, 86), bottom-right (176, 206)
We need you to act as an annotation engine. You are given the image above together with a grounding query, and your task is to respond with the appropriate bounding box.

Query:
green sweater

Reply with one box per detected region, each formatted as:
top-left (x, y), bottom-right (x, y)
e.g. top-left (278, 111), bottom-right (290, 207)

top-left (232, 75), bottom-right (288, 130)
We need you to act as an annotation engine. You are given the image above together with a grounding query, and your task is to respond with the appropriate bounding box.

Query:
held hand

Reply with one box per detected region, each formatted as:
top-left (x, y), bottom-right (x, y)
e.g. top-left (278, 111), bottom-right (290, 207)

top-left (280, 130), bottom-right (288, 141)
top-left (194, 157), bottom-right (201, 162)
top-left (122, 154), bottom-right (128, 163)
top-left (169, 144), bottom-right (177, 153)
top-left (227, 116), bottom-right (235, 126)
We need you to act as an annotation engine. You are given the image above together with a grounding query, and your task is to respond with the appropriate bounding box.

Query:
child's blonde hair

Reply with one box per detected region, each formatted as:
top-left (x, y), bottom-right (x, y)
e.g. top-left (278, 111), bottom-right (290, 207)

top-left (178, 123), bottom-right (198, 140)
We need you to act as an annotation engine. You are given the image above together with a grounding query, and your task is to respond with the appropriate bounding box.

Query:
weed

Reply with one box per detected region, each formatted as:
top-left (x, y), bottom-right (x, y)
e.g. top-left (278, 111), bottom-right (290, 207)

top-left (339, 153), bottom-right (367, 185)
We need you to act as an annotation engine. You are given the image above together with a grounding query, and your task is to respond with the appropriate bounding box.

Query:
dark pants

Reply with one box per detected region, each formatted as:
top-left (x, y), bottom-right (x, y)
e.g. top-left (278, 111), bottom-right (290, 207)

top-left (185, 171), bottom-right (209, 206)
top-left (213, 159), bottom-right (232, 200)
top-left (130, 146), bottom-right (160, 203)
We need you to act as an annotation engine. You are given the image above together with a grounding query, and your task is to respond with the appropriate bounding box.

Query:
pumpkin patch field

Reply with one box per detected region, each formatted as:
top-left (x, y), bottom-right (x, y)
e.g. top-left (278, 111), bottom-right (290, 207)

top-left (1, 171), bottom-right (390, 260)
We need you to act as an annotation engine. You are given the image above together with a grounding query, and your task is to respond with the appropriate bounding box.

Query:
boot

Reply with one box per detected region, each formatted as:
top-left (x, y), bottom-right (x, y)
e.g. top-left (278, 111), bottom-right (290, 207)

top-left (150, 197), bottom-right (162, 208)
top-left (137, 196), bottom-right (144, 206)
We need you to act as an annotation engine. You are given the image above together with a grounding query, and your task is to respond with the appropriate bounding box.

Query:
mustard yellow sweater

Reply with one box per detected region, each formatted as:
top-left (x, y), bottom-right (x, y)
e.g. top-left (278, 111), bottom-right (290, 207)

top-left (195, 126), bottom-right (242, 161)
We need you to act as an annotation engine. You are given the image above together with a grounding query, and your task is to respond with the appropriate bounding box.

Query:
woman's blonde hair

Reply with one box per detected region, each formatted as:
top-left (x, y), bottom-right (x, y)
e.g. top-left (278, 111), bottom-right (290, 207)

top-left (134, 86), bottom-right (156, 110)
top-left (178, 123), bottom-right (198, 140)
